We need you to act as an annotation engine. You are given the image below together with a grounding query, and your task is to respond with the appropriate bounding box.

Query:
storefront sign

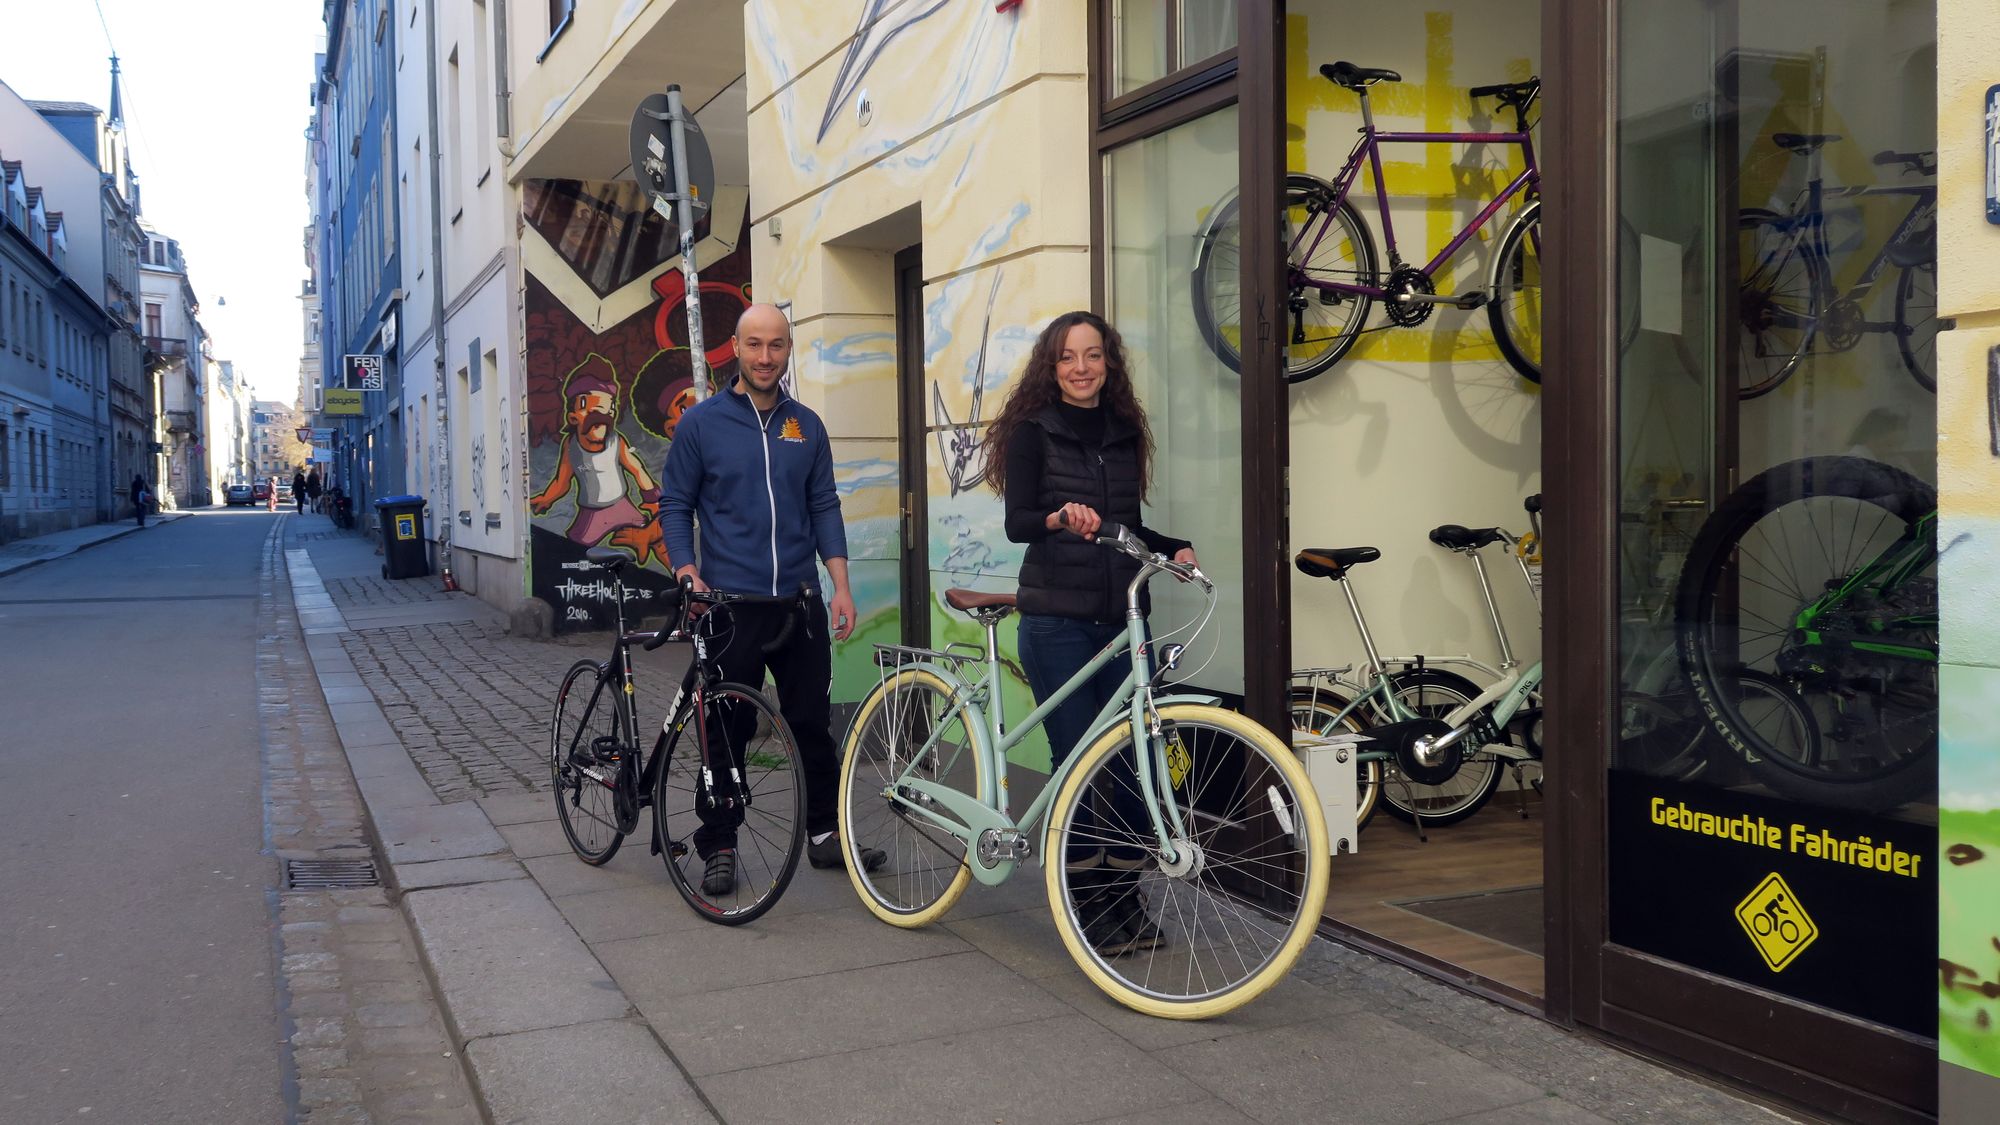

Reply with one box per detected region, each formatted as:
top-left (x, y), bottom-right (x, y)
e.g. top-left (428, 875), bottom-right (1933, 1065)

top-left (324, 388), bottom-right (362, 415)
top-left (344, 354), bottom-right (384, 391)
top-left (1608, 770), bottom-right (1933, 1035)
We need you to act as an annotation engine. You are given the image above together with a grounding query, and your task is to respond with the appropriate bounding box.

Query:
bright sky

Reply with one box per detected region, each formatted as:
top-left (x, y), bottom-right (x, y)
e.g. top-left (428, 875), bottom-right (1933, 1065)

top-left (0, 0), bottom-right (325, 404)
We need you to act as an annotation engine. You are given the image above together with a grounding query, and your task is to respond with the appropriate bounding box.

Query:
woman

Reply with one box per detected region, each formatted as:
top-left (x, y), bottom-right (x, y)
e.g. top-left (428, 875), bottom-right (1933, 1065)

top-left (982, 310), bottom-right (1197, 957)
top-left (291, 469), bottom-right (309, 514)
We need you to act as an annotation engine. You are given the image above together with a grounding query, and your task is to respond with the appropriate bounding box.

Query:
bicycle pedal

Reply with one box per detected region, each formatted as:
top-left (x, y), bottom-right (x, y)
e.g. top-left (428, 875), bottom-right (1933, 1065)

top-left (668, 840), bottom-right (689, 860)
top-left (1453, 291), bottom-right (1488, 310)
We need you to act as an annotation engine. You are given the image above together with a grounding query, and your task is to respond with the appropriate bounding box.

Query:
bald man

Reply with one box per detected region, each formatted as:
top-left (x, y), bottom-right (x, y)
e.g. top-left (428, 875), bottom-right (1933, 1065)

top-left (660, 304), bottom-right (882, 893)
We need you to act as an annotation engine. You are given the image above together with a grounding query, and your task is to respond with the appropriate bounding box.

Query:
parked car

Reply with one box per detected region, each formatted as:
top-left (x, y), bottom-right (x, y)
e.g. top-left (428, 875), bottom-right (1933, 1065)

top-left (252, 480), bottom-right (272, 503)
top-left (224, 482), bottom-right (255, 506)
top-left (277, 484), bottom-right (294, 504)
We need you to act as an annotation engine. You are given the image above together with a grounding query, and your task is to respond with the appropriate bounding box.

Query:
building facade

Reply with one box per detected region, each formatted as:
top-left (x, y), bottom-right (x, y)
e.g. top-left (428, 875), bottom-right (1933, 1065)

top-left (204, 357), bottom-right (251, 494)
top-left (138, 224), bottom-right (207, 508)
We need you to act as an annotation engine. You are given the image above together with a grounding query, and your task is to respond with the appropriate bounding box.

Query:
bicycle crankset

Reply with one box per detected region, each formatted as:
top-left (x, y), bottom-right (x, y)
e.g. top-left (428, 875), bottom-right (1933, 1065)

top-left (1383, 267), bottom-right (1438, 327)
top-left (1370, 717), bottom-right (1461, 785)
top-left (1823, 298), bottom-right (1865, 350)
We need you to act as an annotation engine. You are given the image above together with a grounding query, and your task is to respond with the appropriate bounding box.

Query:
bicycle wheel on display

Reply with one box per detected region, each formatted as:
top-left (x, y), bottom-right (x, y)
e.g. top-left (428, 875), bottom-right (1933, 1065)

top-left (837, 666), bottom-right (987, 928)
top-left (1675, 456), bottom-right (1937, 811)
top-left (1288, 688), bottom-right (1381, 830)
top-left (653, 683), bottom-right (805, 925)
top-left (1894, 260), bottom-right (1939, 393)
top-left (1375, 669), bottom-right (1504, 827)
top-left (1191, 174), bottom-right (1378, 384)
top-left (1045, 704), bottom-right (1329, 1019)
top-left (550, 660), bottom-right (627, 865)
top-left (1732, 207), bottom-right (1826, 400)
top-left (1489, 201), bottom-right (1543, 383)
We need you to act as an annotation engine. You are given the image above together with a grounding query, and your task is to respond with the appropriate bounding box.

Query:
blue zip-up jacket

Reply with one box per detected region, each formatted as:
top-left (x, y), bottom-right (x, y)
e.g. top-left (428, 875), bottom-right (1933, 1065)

top-left (660, 384), bottom-right (848, 596)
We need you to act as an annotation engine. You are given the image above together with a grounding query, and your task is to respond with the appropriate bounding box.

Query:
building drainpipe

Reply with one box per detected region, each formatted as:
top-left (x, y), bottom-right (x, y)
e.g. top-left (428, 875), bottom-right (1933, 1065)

top-left (492, 0), bottom-right (512, 141)
top-left (424, 0), bottom-right (452, 577)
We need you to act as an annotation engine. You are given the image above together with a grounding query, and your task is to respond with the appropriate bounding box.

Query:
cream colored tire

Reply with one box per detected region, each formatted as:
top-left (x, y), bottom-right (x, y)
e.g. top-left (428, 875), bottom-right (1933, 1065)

top-left (838, 666), bottom-right (986, 928)
top-left (1044, 704), bottom-right (1330, 1019)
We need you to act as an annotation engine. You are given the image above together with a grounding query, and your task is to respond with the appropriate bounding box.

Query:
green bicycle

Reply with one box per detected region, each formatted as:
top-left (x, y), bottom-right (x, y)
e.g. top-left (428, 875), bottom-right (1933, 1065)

top-left (836, 525), bottom-right (1331, 1019)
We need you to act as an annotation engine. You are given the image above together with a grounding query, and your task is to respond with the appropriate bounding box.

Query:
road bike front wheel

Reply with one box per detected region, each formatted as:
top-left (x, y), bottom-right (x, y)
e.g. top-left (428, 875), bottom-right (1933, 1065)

top-left (654, 683), bottom-right (805, 925)
top-left (1191, 174), bottom-right (1378, 384)
top-left (1489, 201), bottom-right (1543, 383)
top-left (838, 666), bottom-right (988, 928)
top-left (550, 659), bottom-right (627, 865)
top-left (1045, 704), bottom-right (1329, 1020)
top-left (1288, 688), bottom-right (1381, 829)
top-left (1894, 259), bottom-right (1939, 393)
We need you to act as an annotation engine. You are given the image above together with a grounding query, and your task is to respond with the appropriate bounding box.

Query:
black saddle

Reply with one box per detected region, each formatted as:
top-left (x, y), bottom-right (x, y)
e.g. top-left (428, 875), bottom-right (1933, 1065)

top-left (1429, 525), bottom-right (1503, 551)
top-left (585, 546), bottom-right (628, 573)
top-left (1772, 132), bottom-right (1841, 155)
top-left (1320, 61), bottom-right (1402, 89)
top-left (1294, 547), bottom-right (1380, 580)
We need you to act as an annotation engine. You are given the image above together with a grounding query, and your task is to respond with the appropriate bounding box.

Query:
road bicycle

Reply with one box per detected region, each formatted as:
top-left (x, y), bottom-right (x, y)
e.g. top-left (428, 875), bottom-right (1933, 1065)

top-left (836, 525), bottom-right (1330, 1019)
top-left (1722, 136), bottom-right (1940, 399)
top-left (1675, 455), bottom-right (1937, 811)
top-left (549, 546), bottom-right (813, 925)
top-left (1191, 61), bottom-right (1544, 385)
top-left (1289, 496), bottom-right (1546, 833)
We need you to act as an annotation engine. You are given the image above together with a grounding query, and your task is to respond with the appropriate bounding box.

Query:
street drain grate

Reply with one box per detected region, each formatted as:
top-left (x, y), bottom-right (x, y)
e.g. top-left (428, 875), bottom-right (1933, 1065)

top-left (285, 858), bottom-right (380, 890)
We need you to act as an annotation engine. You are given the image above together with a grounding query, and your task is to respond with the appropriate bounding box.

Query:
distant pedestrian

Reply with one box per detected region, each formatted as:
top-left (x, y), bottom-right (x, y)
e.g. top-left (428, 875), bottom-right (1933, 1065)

top-left (292, 470), bottom-right (308, 514)
top-left (267, 475), bottom-right (279, 513)
top-left (129, 474), bottom-right (149, 528)
top-left (305, 467), bottom-right (322, 514)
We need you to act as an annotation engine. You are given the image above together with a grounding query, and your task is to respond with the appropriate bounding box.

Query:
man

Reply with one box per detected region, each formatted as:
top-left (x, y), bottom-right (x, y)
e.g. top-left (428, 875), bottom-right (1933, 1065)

top-left (661, 303), bottom-right (883, 895)
top-left (305, 467), bottom-right (322, 514)
top-left (129, 474), bottom-right (148, 528)
top-left (292, 469), bottom-right (309, 514)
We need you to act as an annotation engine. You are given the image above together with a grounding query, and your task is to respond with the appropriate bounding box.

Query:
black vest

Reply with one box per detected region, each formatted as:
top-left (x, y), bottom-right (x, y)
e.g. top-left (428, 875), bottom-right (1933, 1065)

top-left (1017, 405), bottom-right (1145, 622)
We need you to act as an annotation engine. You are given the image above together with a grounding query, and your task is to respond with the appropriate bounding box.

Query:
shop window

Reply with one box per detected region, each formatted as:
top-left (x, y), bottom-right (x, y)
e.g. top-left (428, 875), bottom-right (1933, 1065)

top-left (1105, 105), bottom-right (1244, 693)
top-left (1611, 0), bottom-right (1939, 1042)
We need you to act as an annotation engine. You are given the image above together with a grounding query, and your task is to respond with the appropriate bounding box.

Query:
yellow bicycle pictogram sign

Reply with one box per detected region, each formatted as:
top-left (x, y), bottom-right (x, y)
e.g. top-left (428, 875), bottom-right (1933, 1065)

top-left (1734, 872), bottom-right (1819, 972)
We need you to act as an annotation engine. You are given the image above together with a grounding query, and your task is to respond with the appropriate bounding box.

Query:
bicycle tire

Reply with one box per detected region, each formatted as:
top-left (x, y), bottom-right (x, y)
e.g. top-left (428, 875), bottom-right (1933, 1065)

top-left (1044, 704), bottom-right (1329, 1019)
top-left (653, 682), bottom-right (805, 925)
top-left (1732, 207), bottom-right (1826, 400)
top-left (1894, 261), bottom-right (1939, 393)
top-left (837, 666), bottom-right (988, 928)
top-left (1489, 201), bottom-right (1543, 383)
top-left (550, 659), bottom-right (627, 865)
top-left (1374, 669), bottom-right (1504, 827)
top-left (1674, 456), bottom-right (1937, 811)
top-left (1191, 173), bottom-right (1378, 384)
top-left (1288, 687), bottom-right (1381, 830)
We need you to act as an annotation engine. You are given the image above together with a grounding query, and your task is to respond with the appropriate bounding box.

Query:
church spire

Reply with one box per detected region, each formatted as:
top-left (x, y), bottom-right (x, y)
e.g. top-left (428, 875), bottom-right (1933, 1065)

top-left (108, 54), bottom-right (125, 128)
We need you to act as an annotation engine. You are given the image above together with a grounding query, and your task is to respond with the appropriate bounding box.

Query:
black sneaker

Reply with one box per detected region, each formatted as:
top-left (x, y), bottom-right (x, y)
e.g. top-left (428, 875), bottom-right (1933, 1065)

top-left (700, 850), bottom-right (736, 896)
top-left (807, 835), bottom-right (885, 872)
top-left (1101, 874), bottom-right (1163, 953)
top-left (1068, 867), bottom-right (1139, 958)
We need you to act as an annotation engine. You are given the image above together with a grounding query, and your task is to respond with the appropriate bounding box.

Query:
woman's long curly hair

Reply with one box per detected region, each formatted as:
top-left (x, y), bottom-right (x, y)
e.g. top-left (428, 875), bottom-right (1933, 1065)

top-left (982, 311), bottom-right (1155, 499)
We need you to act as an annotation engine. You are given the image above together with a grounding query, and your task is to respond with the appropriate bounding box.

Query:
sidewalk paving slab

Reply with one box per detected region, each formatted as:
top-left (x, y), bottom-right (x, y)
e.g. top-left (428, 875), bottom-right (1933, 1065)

top-left (404, 878), bottom-right (631, 1040)
top-left (466, 1020), bottom-right (716, 1125)
top-left (371, 800), bottom-right (508, 866)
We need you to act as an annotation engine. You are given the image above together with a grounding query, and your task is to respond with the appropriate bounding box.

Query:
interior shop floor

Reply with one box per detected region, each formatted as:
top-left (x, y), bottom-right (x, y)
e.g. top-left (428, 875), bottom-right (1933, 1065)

top-left (1320, 789), bottom-right (1547, 1000)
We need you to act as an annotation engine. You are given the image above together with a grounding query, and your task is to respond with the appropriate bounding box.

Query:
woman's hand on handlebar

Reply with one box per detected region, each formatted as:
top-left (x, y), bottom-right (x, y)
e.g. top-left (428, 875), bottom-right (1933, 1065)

top-left (1049, 503), bottom-right (1102, 539)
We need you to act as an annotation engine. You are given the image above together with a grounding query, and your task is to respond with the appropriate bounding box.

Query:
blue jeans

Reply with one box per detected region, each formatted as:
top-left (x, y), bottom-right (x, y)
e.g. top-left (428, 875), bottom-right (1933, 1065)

top-left (1017, 614), bottom-right (1149, 864)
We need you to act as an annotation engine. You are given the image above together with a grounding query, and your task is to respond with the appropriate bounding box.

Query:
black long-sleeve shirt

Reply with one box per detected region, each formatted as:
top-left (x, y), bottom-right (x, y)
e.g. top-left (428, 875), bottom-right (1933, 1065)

top-left (1002, 403), bottom-right (1191, 557)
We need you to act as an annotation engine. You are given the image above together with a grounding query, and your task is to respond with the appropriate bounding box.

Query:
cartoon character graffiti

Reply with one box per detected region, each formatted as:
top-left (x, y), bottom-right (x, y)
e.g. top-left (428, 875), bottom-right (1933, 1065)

top-left (529, 353), bottom-right (672, 568)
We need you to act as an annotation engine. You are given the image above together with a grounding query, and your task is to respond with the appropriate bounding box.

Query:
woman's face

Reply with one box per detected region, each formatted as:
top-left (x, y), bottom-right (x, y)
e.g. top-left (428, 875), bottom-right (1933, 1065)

top-left (1055, 322), bottom-right (1108, 408)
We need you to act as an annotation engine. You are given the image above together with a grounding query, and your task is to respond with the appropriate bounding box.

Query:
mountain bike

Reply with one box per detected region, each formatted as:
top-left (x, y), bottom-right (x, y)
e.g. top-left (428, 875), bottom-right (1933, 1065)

top-left (1721, 136), bottom-right (1940, 399)
top-left (1675, 456), bottom-right (1937, 811)
top-left (836, 525), bottom-right (1330, 1019)
top-left (1191, 61), bottom-right (1544, 384)
top-left (549, 546), bottom-right (813, 924)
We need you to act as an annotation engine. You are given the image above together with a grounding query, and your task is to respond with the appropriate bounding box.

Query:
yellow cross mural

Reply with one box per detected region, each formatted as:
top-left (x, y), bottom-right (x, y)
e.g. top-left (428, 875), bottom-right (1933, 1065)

top-left (1734, 872), bottom-right (1820, 972)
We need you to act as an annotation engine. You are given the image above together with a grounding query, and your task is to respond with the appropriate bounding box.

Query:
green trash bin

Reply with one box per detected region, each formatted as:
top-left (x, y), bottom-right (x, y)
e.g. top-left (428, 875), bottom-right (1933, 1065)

top-left (375, 495), bottom-right (431, 580)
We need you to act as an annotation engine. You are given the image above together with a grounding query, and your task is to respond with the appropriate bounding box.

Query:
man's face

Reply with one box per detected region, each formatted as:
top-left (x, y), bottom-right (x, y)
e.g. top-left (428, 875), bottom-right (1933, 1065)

top-left (568, 389), bottom-right (618, 453)
top-left (734, 326), bottom-right (790, 396)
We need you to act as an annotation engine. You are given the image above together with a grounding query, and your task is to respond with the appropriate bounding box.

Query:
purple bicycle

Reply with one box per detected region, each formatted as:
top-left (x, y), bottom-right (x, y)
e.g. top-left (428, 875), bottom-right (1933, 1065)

top-left (1192, 61), bottom-right (1544, 384)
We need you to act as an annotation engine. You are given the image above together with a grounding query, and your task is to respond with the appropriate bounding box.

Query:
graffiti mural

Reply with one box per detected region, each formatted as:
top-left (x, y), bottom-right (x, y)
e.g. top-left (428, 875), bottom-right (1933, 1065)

top-left (523, 177), bottom-right (753, 631)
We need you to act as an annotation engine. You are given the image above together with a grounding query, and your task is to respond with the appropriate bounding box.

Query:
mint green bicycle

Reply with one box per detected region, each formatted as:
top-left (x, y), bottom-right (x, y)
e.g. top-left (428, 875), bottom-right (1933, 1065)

top-left (835, 525), bottom-right (1331, 1019)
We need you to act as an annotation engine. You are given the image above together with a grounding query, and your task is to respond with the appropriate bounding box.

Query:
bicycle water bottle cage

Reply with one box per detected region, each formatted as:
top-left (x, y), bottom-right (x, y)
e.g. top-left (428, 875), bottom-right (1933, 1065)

top-left (1428, 525), bottom-right (1504, 551)
top-left (1294, 546), bottom-right (1381, 581)
top-left (1320, 61), bottom-right (1401, 89)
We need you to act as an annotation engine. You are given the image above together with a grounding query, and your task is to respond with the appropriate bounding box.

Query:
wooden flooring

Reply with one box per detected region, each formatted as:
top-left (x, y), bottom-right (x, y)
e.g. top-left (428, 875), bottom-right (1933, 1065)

top-left (1321, 789), bottom-right (1548, 999)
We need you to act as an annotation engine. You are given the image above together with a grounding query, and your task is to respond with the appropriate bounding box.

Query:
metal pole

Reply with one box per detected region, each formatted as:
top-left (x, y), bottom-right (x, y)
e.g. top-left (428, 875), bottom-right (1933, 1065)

top-left (664, 85), bottom-right (709, 400)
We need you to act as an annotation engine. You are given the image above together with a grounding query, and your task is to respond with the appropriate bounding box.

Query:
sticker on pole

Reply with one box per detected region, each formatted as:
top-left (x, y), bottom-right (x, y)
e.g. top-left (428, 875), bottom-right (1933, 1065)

top-left (1734, 872), bottom-right (1818, 972)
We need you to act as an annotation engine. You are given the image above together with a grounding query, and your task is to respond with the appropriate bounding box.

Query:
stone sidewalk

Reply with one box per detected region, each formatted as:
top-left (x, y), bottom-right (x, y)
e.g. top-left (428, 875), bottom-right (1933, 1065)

top-left (0, 508), bottom-right (193, 577)
top-left (284, 518), bottom-right (1799, 1124)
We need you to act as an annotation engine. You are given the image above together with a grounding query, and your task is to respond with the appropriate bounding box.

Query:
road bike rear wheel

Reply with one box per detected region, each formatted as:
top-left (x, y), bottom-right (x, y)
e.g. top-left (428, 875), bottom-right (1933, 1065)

top-left (1894, 260), bottom-right (1939, 393)
top-left (838, 666), bottom-right (987, 928)
top-left (1675, 456), bottom-right (1937, 811)
top-left (1733, 207), bottom-right (1826, 400)
top-left (550, 659), bottom-right (626, 865)
top-left (1375, 669), bottom-right (1503, 827)
top-left (1288, 688), bottom-right (1381, 829)
top-left (1192, 174), bottom-right (1378, 384)
top-left (1046, 704), bottom-right (1329, 1019)
top-left (1489, 201), bottom-right (1543, 383)
top-left (654, 683), bottom-right (805, 925)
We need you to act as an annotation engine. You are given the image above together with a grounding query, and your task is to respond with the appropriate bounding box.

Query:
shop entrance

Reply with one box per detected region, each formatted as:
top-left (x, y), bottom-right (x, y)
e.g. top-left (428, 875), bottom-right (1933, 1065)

top-left (893, 244), bottom-right (930, 648)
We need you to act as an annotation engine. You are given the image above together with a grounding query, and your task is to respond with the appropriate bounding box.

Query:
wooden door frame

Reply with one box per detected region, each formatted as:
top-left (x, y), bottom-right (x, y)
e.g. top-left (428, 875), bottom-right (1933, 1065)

top-left (894, 244), bottom-right (930, 648)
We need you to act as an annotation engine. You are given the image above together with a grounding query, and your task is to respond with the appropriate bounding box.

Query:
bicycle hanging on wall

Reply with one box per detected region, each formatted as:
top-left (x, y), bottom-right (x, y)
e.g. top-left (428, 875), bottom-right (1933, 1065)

top-left (1190, 61), bottom-right (1544, 385)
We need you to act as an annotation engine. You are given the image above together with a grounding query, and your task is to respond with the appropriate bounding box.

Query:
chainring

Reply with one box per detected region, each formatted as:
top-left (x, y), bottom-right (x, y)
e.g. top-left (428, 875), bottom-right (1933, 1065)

top-left (1370, 717), bottom-right (1460, 785)
top-left (1382, 267), bottom-right (1437, 328)
top-left (1823, 298), bottom-right (1864, 350)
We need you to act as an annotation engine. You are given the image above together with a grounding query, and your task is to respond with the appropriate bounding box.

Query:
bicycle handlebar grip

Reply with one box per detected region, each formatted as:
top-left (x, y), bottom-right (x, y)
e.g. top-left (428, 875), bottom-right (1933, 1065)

top-left (641, 575), bottom-right (697, 650)
top-left (1468, 82), bottom-right (1507, 98)
top-left (760, 598), bottom-right (801, 654)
